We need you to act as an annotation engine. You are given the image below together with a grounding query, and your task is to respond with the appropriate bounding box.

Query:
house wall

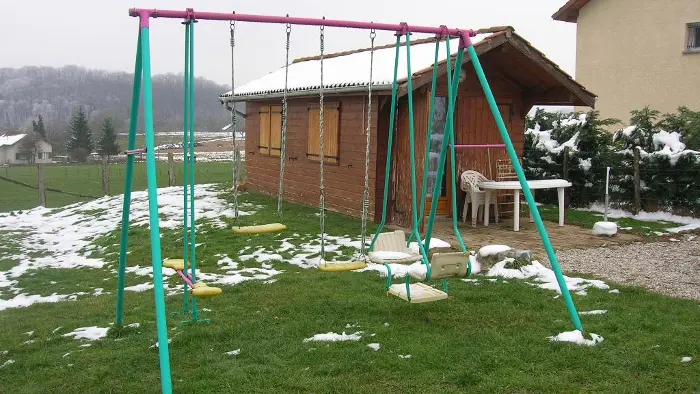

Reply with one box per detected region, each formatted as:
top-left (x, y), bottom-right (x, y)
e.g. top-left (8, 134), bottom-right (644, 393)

top-left (0, 139), bottom-right (53, 165)
top-left (574, 0), bottom-right (700, 125)
top-left (244, 95), bottom-right (379, 219)
top-left (391, 66), bottom-right (526, 227)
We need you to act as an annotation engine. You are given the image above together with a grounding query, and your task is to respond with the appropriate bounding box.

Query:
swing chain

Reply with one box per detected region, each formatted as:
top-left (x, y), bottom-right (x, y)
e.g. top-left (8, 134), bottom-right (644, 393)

top-left (230, 12), bottom-right (240, 220)
top-left (360, 28), bottom-right (375, 259)
top-left (278, 17), bottom-right (291, 217)
top-left (319, 20), bottom-right (326, 263)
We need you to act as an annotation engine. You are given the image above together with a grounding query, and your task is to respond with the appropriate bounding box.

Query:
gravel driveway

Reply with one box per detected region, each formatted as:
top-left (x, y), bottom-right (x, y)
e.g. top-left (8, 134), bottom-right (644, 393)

top-left (555, 235), bottom-right (700, 301)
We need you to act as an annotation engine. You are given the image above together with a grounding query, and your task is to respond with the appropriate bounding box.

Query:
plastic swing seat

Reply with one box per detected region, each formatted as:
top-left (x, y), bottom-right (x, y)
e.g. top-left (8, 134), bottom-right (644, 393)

top-left (385, 252), bottom-right (470, 303)
top-left (162, 259), bottom-right (223, 298)
top-left (231, 222), bottom-right (287, 234)
top-left (317, 260), bottom-right (367, 272)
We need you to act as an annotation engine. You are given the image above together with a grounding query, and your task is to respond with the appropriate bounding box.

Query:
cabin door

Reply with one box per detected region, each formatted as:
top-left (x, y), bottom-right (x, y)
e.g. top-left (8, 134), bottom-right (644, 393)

top-left (423, 95), bottom-right (450, 219)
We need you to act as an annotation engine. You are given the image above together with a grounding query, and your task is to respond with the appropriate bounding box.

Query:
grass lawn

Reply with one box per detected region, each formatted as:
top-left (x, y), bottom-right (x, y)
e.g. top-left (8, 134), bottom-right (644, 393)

top-left (0, 162), bottom-right (236, 212)
top-left (0, 185), bottom-right (698, 393)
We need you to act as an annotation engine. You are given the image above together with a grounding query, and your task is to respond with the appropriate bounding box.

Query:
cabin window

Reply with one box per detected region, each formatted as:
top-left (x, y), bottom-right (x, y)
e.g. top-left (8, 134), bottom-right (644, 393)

top-left (15, 153), bottom-right (27, 160)
top-left (307, 103), bottom-right (340, 164)
top-left (259, 105), bottom-right (282, 156)
top-left (686, 23), bottom-right (700, 53)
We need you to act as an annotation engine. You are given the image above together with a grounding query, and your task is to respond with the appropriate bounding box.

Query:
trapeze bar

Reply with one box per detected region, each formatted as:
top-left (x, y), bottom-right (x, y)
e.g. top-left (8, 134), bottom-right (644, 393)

top-left (129, 8), bottom-right (475, 44)
top-left (452, 144), bottom-right (506, 149)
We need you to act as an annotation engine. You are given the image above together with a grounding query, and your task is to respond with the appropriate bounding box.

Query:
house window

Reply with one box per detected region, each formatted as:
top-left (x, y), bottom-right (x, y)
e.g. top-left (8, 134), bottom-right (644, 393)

top-left (15, 153), bottom-right (27, 160)
top-left (259, 105), bottom-right (282, 156)
top-left (686, 23), bottom-right (700, 53)
top-left (426, 96), bottom-right (448, 198)
top-left (307, 103), bottom-right (340, 164)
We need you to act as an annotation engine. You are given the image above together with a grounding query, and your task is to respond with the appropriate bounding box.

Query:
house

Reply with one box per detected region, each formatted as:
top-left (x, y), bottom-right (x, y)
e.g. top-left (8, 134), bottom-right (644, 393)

top-left (0, 133), bottom-right (53, 165)
top-left (218, 27), bottom-right (596, 227)
top-left (552, 0), bottom-right (700, 124)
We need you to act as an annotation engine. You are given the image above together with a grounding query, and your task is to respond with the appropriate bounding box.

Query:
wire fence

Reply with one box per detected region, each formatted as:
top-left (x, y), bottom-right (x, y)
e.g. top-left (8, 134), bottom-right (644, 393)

top-left (0, 159), bottom-right (237, 212)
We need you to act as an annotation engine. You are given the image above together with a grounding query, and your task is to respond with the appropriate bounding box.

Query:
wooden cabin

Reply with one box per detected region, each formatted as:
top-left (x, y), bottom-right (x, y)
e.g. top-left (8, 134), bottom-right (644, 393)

top-left (219, 27), bottom-right (596, 228)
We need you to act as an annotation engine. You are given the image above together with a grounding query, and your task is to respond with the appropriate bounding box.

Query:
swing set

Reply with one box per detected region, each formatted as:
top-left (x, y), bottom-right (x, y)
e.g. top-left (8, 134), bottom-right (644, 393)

top-left (117, 8), bottom-right (585, 394)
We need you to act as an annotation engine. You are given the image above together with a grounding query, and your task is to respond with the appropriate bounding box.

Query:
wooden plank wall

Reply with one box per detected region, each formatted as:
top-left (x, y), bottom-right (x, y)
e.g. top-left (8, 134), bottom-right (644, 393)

top-left (245, 96), bottom-right (379, 220)
top-left (391, 65), bottom-right (526, 228)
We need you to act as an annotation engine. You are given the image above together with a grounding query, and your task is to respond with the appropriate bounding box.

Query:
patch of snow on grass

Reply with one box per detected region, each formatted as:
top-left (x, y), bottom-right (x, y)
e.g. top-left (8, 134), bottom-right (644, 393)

top-left (126, 323), bottom-right (140, 329)
top-left (580, 310), bottom-right (607, 315)
top-left (578, 202), bottom-right (700, 233)
top-left (408, 237), bottom-right (451, 253)
top-left (681, 356), bottom-right (692, 363)
top-left (302, 331), bottom-right (363, 342)
top-left (487, 260), bottom-right (609, 294)
top-left (548, 330), bottom-right (604, 346)
top-left (367, 343), bottom-right (381, 351)
top-left (1, 359), bottom-right (15, 369)
top-left (0, 293), bottom-right (73, 312)
top-left (62, 326), bottom-right (110, 341)
top-left (225, 349), bottom-right (241, 357)
top-left (398, 354), bottom-right (412, 359)
top-left (124, 282), bottom-right (153, 292)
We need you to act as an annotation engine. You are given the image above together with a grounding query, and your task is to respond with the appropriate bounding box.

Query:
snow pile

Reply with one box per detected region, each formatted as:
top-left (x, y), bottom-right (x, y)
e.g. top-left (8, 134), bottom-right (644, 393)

top-left (225, 349), bottom-right (241, 357)
top-left (62, 326), bottom-right (110, 341)
top-left (486, 260), bottom-right (609, 295)
top-left (408, 237), bottom-right (451, 253)
top-left (302, 331), bottom-right (363, 342)
top-left (592, 221), bottom-right (618, 236)
top-left (548, 330), bottom-right (604, 346)
top-left (578, 203), bottom-right (700, 233)
top-left (478, 245), bottom-right (511, 257)
top-left (367, 343), bottom-right (381, 351)
top-left (681, 356), bottom-right (692, 363)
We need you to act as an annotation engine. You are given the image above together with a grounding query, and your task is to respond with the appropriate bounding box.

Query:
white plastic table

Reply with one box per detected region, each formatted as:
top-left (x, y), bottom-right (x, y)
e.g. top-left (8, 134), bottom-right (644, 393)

top-left (478, 179), bottom-right (572, 231)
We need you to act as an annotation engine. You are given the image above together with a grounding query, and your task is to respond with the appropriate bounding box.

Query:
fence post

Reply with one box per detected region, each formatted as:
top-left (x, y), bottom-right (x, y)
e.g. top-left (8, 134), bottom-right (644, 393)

top-left (37, 164), bottom-right (46, 207)
top-left (633, 146), bottom-right (641, 214)
top-left (168, 152), bottom-right (175, 186)
top-left (102, 156), bottom-right (110, 196)
top-left (562, 146), bottom-right (570, 207)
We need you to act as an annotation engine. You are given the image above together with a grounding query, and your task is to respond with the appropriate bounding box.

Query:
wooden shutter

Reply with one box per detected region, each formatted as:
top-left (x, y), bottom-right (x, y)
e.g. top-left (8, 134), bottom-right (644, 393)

top-left (269, 105), bottom-right (282, 157)
top-left (307, 103), bottom-right (339, 164)
top-left (259, 106), bottom-right (271, 154)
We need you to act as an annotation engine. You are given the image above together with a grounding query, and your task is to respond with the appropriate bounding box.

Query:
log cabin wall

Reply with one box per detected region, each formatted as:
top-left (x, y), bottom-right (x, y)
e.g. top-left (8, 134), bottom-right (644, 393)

top-left (390, 59), bottom-right (527, 228)
top-left (244, 95), bottom-right (379, 219)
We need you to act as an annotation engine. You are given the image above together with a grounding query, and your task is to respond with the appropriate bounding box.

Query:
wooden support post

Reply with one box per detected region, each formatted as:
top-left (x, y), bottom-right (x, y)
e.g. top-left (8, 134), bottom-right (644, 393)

top-left (633, 147), bottom-right (641, 214)
top-left (102, 156), bottom-right (110, 196)
top-left (168, 152), bottom-right (175, 186)
top-left (37, 164), bottom-right (46, 207)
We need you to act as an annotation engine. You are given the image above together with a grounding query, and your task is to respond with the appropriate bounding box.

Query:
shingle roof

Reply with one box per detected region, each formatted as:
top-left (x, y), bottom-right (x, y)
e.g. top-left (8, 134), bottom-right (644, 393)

top-left (219, 32), bottom-right (494, 99)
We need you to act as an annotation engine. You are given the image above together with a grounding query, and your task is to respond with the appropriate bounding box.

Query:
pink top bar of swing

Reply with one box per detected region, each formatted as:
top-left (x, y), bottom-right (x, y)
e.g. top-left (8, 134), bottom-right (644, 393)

top-left (453, 144), bottom-right (506, 149)
top-left (129, 8), bottom-right (476, 47)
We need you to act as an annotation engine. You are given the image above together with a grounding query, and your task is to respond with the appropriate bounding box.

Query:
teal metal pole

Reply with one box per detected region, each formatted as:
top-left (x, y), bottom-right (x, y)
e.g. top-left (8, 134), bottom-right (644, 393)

top-left (424, 45), bottom-right (463, 247)
top-left (465, 44), bottom-right (583, 332)
top-left (188, 22), bottom-right (199, 322)
top-left (140, 25), bottom-right (174, 393)
top-left (404, 33), bottom-right (430, 271)
top-left (115, 31), bottom-right (143, 326)
top-left (369, 35), bottom-right (402, 252)
top-left (180, 20), bottom-right (191, 314)
top-left (411, 39), bottom-right (441, 242)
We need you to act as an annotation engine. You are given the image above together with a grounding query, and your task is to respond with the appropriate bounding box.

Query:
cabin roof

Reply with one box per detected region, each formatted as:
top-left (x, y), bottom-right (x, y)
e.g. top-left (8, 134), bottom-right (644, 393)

top-left (219, 26), bottom-right (596, 107)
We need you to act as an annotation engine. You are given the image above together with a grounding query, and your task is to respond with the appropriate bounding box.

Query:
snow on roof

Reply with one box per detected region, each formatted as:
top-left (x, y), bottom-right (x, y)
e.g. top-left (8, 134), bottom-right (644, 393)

top-left (221, 33), bottom-right (491, 99)
top-left (0, 134), bottom-right (26, 147)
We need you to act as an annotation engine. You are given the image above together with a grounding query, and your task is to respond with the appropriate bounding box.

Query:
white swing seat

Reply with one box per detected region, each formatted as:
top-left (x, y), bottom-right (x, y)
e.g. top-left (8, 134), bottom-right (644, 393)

top-left (387, 283), bottom-right (448, 303)
top-left (368, 230), bottom-right (423, 264)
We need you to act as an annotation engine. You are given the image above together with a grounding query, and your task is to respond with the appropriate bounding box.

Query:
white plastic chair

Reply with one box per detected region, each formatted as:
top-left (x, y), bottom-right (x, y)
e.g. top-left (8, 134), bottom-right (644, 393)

top-left (460, 170), bottom-right (499, 227)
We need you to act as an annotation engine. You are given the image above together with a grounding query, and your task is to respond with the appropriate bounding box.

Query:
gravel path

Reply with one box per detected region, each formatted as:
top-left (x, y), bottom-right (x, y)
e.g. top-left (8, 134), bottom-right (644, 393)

top-left (555, 235), bottom-right (700, 301)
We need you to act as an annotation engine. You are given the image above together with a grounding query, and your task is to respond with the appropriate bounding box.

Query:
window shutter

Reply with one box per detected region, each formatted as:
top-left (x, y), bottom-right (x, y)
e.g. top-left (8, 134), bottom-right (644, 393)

top-left (307, 107), bottom-right (321, 159)
top-left (269, 105), bottom-right (283, 157)
top-left (259, 106), bottom-right (271, 154)
top-left (307, 103), bottom-right (340, 164)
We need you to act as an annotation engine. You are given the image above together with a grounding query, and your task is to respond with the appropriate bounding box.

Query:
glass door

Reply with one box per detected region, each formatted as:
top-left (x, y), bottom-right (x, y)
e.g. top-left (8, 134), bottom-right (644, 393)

top-left (424, 96), bottom-right (449, 217)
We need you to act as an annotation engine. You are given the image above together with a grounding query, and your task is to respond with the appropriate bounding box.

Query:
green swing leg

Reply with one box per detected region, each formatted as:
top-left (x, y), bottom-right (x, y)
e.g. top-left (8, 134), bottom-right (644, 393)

top-left (465, 44), bottom-right (584, 332)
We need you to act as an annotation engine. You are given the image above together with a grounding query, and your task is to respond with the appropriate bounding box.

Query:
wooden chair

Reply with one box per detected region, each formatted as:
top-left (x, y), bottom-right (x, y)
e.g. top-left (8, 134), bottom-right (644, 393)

top-left (495, 159), bottom-right (528, 220)
top-left (459, 170), bottom-right (499, 227)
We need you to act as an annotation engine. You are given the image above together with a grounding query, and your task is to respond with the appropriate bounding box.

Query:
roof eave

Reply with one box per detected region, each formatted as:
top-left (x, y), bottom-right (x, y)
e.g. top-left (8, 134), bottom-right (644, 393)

top-left (219, 84), bottom-right (394, 103)
top-left (551, 0), bottom-right (591, 23)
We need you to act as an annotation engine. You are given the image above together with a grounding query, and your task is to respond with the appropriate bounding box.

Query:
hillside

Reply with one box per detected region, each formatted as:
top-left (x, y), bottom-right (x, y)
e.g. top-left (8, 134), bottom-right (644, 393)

top-left (0, 65), bottom-right (244, 153)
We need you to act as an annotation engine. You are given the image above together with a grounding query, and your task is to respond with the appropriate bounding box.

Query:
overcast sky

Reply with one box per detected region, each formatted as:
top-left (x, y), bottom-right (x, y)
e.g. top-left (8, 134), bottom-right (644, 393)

top-left (3, 0), bottom-right (576, 88)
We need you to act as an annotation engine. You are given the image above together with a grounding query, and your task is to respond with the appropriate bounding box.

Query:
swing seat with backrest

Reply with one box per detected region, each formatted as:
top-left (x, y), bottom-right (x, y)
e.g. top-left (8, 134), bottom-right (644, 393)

top-left (385, 251), bottom-right (470, 303)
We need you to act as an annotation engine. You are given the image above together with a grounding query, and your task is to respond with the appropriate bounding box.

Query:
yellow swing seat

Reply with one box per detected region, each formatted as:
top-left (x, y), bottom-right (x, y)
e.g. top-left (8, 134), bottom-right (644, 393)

top-left (317, 260), bottom-right (367, 272)
top-left (231, 223), bottom-right (287, 234)
top-left (163, 259), bottom-right (185, 271)
top-left (191, 282), bottom-right (223, 298)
